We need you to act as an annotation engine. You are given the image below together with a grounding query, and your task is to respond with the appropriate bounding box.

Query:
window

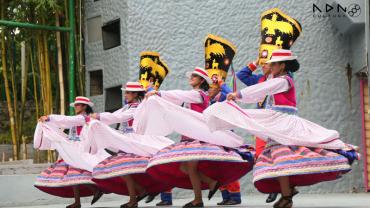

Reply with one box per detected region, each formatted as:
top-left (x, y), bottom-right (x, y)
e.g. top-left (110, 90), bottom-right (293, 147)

top-left (89, 70), bottom-right (103, 96)
top-left (102, 19), bottom-right (121, 50)
top-left (86, 16), bottom-right (102, 43)
top-left (105, 86), bottom-right (122, 112)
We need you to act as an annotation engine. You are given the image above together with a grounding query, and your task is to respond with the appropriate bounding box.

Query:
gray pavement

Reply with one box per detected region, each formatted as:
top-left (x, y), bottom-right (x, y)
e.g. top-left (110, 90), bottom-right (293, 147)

top-left (4, 193), bottom-right (370, 208)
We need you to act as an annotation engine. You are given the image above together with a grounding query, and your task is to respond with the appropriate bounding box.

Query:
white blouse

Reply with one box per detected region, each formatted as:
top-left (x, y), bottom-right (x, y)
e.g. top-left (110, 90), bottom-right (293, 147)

top-left (238, 77), bottom-right (290, 103)
top-left (159, 90), bottom-right (203, 106)
top-left (47, 114), bottom-right (87, 129)
top-left (98, 104), bottom-right (137, 125)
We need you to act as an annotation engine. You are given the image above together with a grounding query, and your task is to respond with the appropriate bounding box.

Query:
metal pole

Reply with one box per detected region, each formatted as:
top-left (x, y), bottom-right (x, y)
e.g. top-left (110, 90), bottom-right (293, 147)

top-left (68, 0), bottom-right (76, 115)
top-left (0, 20), bottom-right (70, 32)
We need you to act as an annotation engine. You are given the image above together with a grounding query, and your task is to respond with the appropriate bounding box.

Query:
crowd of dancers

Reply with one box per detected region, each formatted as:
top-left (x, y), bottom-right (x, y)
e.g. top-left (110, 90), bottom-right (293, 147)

top-left (33, 8), bottom-right (359, 208)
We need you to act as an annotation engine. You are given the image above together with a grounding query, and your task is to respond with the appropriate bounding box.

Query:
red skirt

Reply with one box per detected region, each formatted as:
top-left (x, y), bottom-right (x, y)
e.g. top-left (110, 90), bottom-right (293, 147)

top-left (34, 160), bottom-right (96, 198)
top-left (253, 142), bottom-right (353, 193)
top-left (147, 140), bottom-right (254, 189)
top-left (92, 152), bottom-right (172, 195)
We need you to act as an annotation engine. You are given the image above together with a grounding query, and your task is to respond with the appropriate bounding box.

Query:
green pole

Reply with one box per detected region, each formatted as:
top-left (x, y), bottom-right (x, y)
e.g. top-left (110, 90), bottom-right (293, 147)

top-left (68, 0), bottom-right (75, 115)
top-left (0, 20), bottom-right (70, 32)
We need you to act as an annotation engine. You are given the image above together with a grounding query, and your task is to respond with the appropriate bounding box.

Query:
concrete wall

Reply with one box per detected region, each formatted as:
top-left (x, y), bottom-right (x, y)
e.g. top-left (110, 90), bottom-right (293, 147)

top-left (0, 144), bottom-right (35, 162)
top-left (84, 0), bottom-right (366, 193)
top-left (85, 0), bottom-right (130, 112)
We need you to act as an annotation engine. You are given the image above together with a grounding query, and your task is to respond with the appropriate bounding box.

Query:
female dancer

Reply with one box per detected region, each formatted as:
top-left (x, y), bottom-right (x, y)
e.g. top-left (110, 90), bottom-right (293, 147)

top-left (90, 82), bottom-right (173, 208)
top-left (209, 78), bottom-right (242, 206)
top-left (205, 49), bottom-right (359, 208)
top-left (237, 59), bottom-right (270, 156)
top-left (145, 67), bottom-right (254, 208)
top-left (35, 96), bottom-right (103, 208)
top-left (236, 59), bottom-right (280, 203)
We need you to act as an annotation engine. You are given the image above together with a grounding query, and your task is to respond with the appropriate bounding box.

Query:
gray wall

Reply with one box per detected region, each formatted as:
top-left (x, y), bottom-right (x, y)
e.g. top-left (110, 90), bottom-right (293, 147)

top-left (85, 0), bottom-right (130, 112)
top-left (84, 0), bottom-right (366, 193)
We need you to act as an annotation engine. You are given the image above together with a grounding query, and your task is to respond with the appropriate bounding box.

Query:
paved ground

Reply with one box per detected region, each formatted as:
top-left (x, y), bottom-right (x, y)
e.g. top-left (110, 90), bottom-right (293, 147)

top-left (4, 193), bottom-right (370, 208)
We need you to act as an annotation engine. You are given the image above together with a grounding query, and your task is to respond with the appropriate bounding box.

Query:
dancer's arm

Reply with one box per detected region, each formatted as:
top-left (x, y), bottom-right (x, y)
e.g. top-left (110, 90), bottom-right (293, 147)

top-left (147, 90), bottom-right (203, 105)
top-left (160, 90), bottom-right (203, 105)
top-left (236, 61), bottom-right (264, 86)
top-left (227, 77), bottom-right (290, 103)
top-left (218, 82), bottom-right (232, 102)
top-left (38, 114), bottom-right (87, 129)
top-left (93, 106), bottom-right (136, 125)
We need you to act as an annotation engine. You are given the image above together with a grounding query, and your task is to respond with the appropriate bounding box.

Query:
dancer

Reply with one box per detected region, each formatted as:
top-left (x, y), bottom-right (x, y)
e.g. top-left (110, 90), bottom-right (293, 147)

top-left (154, 34), bottom-right (244, 207)
top-left (209, 80), bottom-right (243, 205)
top-left (237, 59), bottom-right (282, 203)
top-left (205, 34), bottom-right (242, 206)
top-left (236, 8), bottom-right (303, 203)
top-left (144, 65), bottom-right (254, 208)
top-left (204, 49), bottom-right (359, 208)
top-left (237, 60), bottom-right (270, 157)
top-left (139, 52), bottom-right (173, 207)
top-left (209, 80), bottom-right (243, 206)
top-left (34, 96), bottom-right (104, 208)
top-left (89, 52), bottom-right (173, 208)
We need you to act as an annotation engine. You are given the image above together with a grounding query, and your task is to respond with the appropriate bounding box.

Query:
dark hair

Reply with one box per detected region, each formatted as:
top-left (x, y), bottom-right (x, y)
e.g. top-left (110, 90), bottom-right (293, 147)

top-left (85, 105), bottom-right (94, 115)
top-left (282, 59), bottom-right (300, 73)
top-left (199, 78), bottom-right (210, 91)
top-left (126, 91), bottom-right (145, 102)
top-left (136, 91), bottom-right (145, 101)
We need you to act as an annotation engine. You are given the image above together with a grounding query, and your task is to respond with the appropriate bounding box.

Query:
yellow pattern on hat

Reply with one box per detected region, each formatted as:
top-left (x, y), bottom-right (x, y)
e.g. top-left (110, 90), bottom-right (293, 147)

top-left (204, 34), bottom-right (236, 88)
top-left (139, 51), bottom-right (170, 90)
top-left (259, 8), bottom-right (301, 65)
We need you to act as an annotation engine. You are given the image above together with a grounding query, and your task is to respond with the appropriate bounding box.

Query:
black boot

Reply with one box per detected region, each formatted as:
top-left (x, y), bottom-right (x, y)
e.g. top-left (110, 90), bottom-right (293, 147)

top-left (217, 190), bottom-right (229, 205)
top-left (217, 199), bottom-right (228, 205)
top-left (223, 200), bottom-right (241, 205)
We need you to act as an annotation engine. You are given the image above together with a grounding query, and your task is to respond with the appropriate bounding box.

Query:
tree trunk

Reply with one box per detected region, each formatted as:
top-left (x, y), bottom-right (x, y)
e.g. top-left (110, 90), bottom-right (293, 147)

top-left (29, 43), bottom-right (40, 120)
top-left (56, 13), bottom-right (65, 115)
top-left (42, 32), bottom-right (53, 114)
top-left (9, 37), bottom-right (20, 158)
top-left (19, 41), bottom-right (28, 140)
top-left (37, 34), bottom-right (46, 115)
top-left (1, 0), bottom-right (18, 160)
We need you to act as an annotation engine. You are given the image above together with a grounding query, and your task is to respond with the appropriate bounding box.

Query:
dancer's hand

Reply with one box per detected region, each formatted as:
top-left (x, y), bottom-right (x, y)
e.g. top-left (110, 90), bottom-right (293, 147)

top-left (90, 113), bottom-right (98, 120)
top-left (255, 58), bottom-right (260, 66)
top-left (146, 82), bottom-right (154, 92)
top-left (145, 90), bottom-right (158, 99)
top-left (227, 92), bottom-right (238, 101)
top-left (248, 58), bottom-right (259, 67)
top-left (217, 76), bottom-right (224, 87)
top-left (38, 115), bottom-right (49, 122)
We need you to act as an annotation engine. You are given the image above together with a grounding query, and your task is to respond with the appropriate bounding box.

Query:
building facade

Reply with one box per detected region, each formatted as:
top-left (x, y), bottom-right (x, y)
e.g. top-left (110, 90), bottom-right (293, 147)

top-left (84, 0), bottom-right (369, 193)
